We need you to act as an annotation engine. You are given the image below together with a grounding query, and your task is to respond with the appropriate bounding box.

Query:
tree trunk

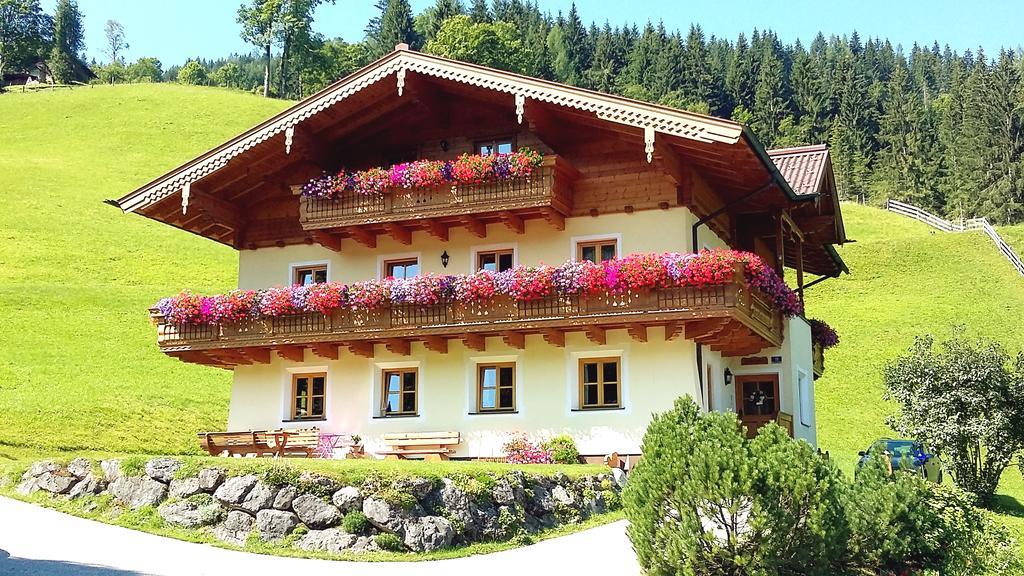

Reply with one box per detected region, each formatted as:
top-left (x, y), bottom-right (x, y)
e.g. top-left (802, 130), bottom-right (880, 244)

top-left (263, 42), bottom-right (271, 97)
top-left (278, 34), bottom-right (290, 98)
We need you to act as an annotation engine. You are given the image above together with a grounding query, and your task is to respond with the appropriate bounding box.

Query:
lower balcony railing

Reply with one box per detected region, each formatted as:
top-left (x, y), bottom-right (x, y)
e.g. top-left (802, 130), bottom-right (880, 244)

top-left (152, 279), bottom-right (784, 360)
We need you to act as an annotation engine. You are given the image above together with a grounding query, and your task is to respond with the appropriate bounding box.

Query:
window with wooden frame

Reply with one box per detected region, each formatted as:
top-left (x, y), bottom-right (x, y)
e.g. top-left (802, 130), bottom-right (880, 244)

top-left (476, 136), bottom-right (514, 156)
top-left (476, 249), bottom-right (515, 273)
top-left (579, 357), bottom-right (621, 409)
top-left (576, 239), bottom-right (617, 264)
top-left (382, 368), bottom-right (418, 416)
top-left (291, 373), bottom-right (326, 420)
top-left (293, 264), bottom-right (327, 286)
top-left (477, 363), bottom-right (515, 412)
top-left (383, 257), bottom-right (420, 280)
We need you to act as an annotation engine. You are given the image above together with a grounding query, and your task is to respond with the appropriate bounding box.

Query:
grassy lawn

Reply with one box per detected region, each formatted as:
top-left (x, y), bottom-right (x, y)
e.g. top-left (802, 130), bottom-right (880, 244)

top-left (0, 84), bottom-right (289, 455)
top-left (1001, 224), bottom-right (1024, 257)
top-left (808, 203), bottom-right (1024, 543)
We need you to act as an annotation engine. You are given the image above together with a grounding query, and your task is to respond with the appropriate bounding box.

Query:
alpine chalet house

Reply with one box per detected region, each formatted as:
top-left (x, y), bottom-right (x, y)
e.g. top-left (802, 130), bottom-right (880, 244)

top-left (114, 46), bottom-right (847, 461)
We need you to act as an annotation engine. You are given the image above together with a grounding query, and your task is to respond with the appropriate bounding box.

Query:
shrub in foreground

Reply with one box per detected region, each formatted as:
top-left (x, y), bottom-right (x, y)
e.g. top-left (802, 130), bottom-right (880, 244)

top-left (624, 396), bottom-right (1020, 576)
top-left (543, 434), bottom-right (580, 464)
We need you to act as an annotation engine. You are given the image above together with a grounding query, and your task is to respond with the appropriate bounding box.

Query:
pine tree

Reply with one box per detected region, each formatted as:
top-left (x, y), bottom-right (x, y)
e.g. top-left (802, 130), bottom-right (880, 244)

top-left (469, 0), bottom-right (489, 23)
top-left (370, 0), bottom-right (418, 57)
top-left (49, 0), bottom-right (83, 83)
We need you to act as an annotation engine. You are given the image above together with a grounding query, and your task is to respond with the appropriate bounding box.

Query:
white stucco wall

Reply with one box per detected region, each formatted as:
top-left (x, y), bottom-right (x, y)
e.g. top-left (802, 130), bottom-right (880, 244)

top-left (227, 327), bottom-right (699, 457)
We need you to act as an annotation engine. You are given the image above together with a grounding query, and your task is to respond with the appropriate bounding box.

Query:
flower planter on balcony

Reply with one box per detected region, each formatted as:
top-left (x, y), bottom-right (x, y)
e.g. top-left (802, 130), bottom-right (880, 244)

top-left (296, 155), bottom-right (575, 230)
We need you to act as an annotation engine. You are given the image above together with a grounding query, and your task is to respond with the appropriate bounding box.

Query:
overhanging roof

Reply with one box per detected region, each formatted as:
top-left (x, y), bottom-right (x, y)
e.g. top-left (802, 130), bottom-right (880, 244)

top-left (768, 144), bottom-right (830, 196)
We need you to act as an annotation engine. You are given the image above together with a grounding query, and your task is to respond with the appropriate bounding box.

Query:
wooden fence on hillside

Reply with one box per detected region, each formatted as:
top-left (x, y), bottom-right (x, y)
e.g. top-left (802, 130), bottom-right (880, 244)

top-left (885, 199), bottom-right (1024, 276)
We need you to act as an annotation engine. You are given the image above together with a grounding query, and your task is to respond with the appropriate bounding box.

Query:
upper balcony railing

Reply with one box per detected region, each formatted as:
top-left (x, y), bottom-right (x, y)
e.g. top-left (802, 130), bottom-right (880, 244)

top-left (151, 267), bottom-right (783, 358)
top-left (296, 155), bottom-right (574, 230)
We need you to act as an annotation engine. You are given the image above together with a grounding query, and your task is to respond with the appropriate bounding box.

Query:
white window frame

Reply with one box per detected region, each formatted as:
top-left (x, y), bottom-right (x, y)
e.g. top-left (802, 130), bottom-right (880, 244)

top-left (288, 260), bottom-right (331, 286)
top-left (282, 365), bottom-right (329, 422)
top-left (469, 243), bottom-right (519, 273)
top-left (570, 233), bottom-right (623, 262)
top-left (567, 349), bottom-right (628, 414)
top-left (372, 360), bottom-right (423, 418)
top-left (376, 252), bottom-right (422, 280)
top-left (466, 354), bottom-right (522, 416)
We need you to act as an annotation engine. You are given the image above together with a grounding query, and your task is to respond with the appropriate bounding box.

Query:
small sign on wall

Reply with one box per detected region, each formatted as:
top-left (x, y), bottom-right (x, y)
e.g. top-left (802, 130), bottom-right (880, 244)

top-left (771, 356), bottom-right (783, 364)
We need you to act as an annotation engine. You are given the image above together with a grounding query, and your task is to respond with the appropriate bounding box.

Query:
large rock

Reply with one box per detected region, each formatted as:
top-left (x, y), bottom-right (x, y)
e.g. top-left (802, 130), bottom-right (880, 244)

top-left (198, 468), bottom-right (225, 492)
top-left (396, 477), bottom-right (433, 500)
top-left (526, 484), bottom-right (555, 515)
top-left (22, 460), bottom-right (58, 480)
top-left (437, 479), bottom-right (479, 539)
top-left (238, 481), bottom-right (276, 513)
top-left (492, 476), bottom-right (525, 506)
top-left (331, 486), bottom-right (362, 514)
top-left (403, 516), bottom-right (454, 552)
top-left (213, 510), bottom-right (254, 547)
top-left (255, 509), bottom-right (299, 542)
top-left (551, 485), bottom-right (575, 506)
top-left (292, 494), bottom-right (342, 529)
top-left (111, 476), bottom-right (168, 509)
top-left (15, 477), bottom-right (39, 496)
top-left (144, 458), bottom-right (181, 483)
top-left (298, 471), bottom-right (339, 495)
top-left (66, 458), bottom-right (93, 479)
top-left (68, 474), bottom-right (104, 499)
top-left (213, 475), bottom-right (257, 505)
top-left (100, 460), bottom-right (121, 483)
top-left (362, 496), bottom-right (409, 534)
top-left (158, 498), bottom-right (224, 528)
top-left (169, 477), bottom-right (203, 499)
top-left (611, 468), bottom-right (627, 489)
top-left (273, 485), bottom-right (296, 510)
top-left (297, 528), bottom-right (356, 552)
top-left (36, 472), bottom-right (77, 494)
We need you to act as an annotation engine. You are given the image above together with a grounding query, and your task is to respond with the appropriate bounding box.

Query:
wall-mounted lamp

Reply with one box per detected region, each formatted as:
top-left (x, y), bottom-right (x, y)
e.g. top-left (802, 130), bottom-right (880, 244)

top-left (441, 250), bottom-right (450, 268)
top-left (440, 139), bottom-right (450, 152)
top-left (724, 368), bottom-right (733, 385)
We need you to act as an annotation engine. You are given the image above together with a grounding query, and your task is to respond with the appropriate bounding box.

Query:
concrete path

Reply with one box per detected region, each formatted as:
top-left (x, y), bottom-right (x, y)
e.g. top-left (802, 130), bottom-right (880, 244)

top-left (0, 497), bottom-right (640, 576)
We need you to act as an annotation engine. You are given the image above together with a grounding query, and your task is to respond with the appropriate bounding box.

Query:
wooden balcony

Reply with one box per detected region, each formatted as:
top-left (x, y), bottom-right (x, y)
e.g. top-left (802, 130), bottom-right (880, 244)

top-left (295, 156), bottom-right (576, 239)
top-left (152, 270), bottom-right (785, 368)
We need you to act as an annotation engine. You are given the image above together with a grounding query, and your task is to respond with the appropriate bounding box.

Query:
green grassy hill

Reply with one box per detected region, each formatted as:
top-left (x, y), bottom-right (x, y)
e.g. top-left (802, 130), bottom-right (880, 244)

top-left (0, 84), bottom-right (1021, 537)
top-left (1002, 224), bottom-right (1024, 256)
top-left (0, 84), bottom-right (289, 455)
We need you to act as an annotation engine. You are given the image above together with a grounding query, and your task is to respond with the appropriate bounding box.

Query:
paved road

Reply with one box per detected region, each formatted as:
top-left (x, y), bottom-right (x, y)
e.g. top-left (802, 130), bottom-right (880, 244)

top-left (0, 497), bottom-right (640, 576)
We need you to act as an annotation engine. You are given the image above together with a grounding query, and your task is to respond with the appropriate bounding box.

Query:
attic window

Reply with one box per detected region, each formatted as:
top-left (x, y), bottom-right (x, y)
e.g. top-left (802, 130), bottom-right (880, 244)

top-left (477, 137), bottom-right (514, 156)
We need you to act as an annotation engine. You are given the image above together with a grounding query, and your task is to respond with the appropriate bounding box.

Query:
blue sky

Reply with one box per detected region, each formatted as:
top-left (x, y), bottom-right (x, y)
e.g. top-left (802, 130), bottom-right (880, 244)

top-left (56, 0), bottom-right (1023, 66)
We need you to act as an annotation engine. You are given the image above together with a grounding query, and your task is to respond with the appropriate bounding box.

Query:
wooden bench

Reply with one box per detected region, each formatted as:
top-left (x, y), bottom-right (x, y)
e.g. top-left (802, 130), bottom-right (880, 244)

top-left (270, 427), bottom-right (320, 458)
top-left (378, 432), bottom-right (460, 461)
top-left (197, 431), bottom-right (276, 457)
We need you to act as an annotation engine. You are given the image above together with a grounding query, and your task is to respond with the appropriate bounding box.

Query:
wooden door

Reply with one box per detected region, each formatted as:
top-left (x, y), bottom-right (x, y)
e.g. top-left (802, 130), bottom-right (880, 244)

top-left (735, 374), bottom-right (780, 437)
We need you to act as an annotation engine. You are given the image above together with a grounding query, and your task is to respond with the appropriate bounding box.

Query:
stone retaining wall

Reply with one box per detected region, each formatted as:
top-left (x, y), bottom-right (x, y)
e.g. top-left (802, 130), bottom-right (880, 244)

top-left (14, 457), bottom-right (626, 554)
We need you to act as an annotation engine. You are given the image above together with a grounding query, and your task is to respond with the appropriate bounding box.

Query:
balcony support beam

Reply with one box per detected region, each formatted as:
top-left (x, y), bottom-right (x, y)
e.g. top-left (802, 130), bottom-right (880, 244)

top-left (385, 339), bottom-right (411, 356)
top-left (348, 341), bottom-right (374, 358)
top-left (310, 230), bottom-right (342, 252)
top-left (542, 328), bottom-right (565, 347)
top-left (346, 226), bottom-right (377, 249)
top-left (424, 219), bottom-right (449, 242)
top-left (424, 336), bottom-right (449, 354)
top-left (311, 343), bottom-right (340, 360)
top-left (542, 208), bottom-right (565, 231)
top-left (585, 326), bottom-right (606, 345)
top-left (239, 347), bottom-right (272, 364)
top-left (276, 345), bottom-right (305, 362)
top-left (205, 349), bottom-right (252, 365)
top-left (461, 215), bottom-right (487, 238)
top-left (501, 331), bottom-right (525, 349)
top-left (463, 333), bottom-right (486, 352)
top-left (499, 211), bottom-right (524, 235)
top-left (627, 324), bottom-right (648, 343)
top-left (686, 318), bottom-right (731, 341)
top-left (385, 223), bottom-right (412, 245)
top-left (663, 321), bottom-right (683, 341)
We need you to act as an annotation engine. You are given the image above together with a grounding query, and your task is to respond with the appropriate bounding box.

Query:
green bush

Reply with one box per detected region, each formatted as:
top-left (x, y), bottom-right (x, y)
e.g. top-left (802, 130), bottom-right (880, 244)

top-left (543, 435), bottom-right (580, 464)
top-left (341, 511), bottom-right (369, 534)
top-left (374, 532), bottom-right (403, 552)
top-left (624, 396), bottom-right (1021, 576)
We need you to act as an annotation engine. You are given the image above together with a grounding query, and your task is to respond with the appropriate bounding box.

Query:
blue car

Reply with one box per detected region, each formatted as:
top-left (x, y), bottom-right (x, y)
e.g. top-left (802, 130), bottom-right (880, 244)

top-left (857, 438), bottom-right (943, 483)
